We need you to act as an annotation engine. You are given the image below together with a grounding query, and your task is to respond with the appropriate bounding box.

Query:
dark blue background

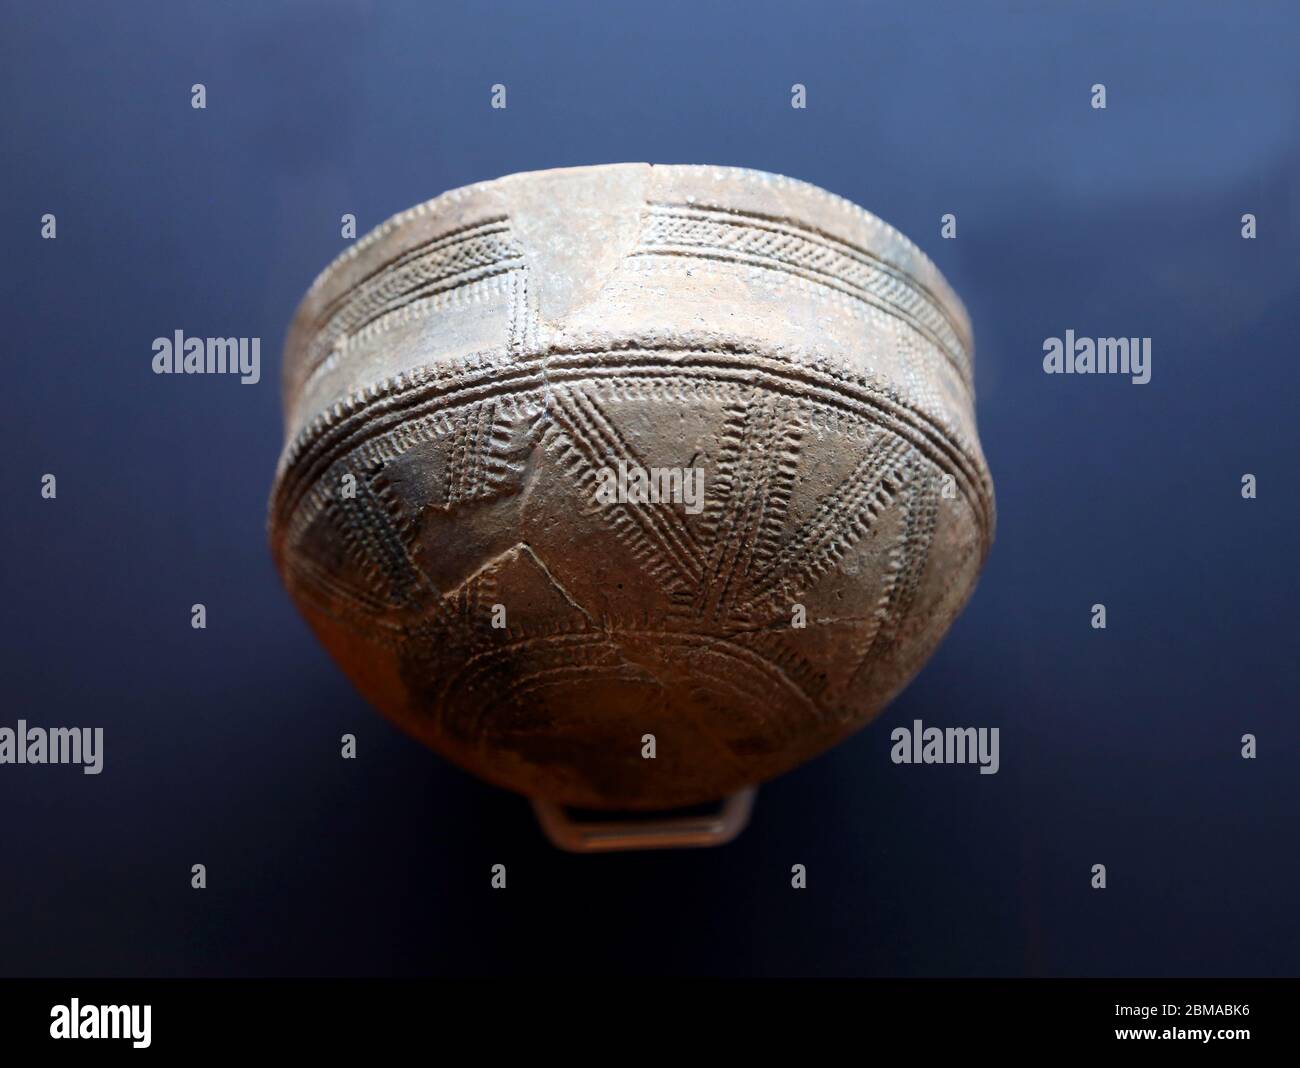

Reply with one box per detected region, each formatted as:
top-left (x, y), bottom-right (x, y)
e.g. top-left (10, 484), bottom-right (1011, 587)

top-left (2, 0), bottom-right (1297, 976)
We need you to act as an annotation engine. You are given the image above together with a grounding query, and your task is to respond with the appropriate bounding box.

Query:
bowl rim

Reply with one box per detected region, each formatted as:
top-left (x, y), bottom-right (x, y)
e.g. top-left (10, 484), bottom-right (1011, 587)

top-left (292, 162), bottom-right (974, 356)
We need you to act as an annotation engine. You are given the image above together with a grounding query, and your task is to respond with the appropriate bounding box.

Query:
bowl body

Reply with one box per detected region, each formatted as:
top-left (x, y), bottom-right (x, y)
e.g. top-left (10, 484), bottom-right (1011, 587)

top-left (270, 164), bottom-right (994, 809)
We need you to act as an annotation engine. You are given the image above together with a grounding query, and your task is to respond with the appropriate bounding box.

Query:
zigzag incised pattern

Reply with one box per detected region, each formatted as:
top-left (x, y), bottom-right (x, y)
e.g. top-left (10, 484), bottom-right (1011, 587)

top-left (272, 165), bottom-right (993, 810)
